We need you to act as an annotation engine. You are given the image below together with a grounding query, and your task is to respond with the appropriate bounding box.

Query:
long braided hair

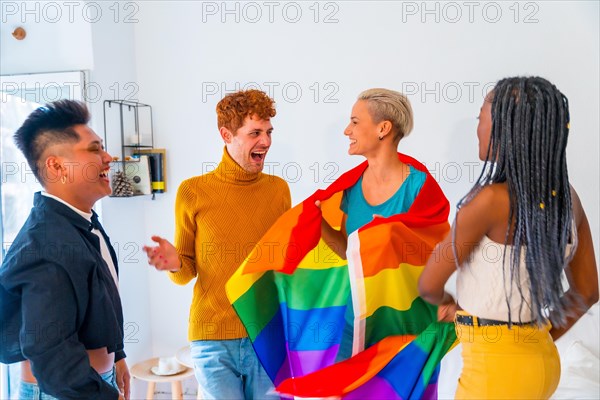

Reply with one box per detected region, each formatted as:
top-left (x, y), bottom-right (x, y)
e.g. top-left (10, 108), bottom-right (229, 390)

top-left (458, 76), bottom-right (576, 326)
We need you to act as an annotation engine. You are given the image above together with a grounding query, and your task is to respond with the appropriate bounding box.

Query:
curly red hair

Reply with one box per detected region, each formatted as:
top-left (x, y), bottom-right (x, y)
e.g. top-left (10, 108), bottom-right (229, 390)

top-left (216, 89), bottom-right (276, 133)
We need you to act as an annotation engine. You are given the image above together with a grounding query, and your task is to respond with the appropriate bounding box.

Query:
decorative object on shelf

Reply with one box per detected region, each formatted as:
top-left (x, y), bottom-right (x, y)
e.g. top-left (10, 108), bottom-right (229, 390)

top-left (134, 148), bottom-right (167, 193)
top-left (103, 100), bottom-right (166, 198)
top-left (111, 170), bottom-right (134, 197)
top-left (126, 155), bottom-right (153, 195)
top-left (103, 99), bottom-right (154, 161)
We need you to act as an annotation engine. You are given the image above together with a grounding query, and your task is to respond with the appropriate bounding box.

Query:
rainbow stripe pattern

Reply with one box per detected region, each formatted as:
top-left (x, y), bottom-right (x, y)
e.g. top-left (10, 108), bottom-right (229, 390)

top-left (226, 153), bottom-right (456, 398)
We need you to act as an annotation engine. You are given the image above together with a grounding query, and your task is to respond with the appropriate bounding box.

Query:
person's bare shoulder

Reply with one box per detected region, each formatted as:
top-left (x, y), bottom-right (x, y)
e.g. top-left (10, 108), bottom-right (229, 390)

top-left (458, 183), bottom-right (510, 235)
top-left (462, 183), bottom-right (506, 212)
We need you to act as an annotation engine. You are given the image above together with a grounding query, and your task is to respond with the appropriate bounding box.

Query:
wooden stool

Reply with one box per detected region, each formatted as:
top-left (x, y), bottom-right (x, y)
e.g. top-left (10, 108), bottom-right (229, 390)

top-left (130, 357), bottom-right (195, 399)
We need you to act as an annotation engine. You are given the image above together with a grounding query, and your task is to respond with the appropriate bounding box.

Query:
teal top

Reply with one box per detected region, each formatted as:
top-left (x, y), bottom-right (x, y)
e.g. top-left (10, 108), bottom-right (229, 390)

top-left (341, 165), bottom-right (426, 234)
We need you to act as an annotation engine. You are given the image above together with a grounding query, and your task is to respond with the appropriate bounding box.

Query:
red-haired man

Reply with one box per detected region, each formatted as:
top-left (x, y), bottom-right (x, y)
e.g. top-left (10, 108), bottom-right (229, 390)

top-left (144, 90), bottom-right (290, 399)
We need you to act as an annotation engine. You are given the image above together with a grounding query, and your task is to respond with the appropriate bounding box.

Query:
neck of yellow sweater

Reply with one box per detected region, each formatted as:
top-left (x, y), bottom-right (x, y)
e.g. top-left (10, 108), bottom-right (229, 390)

top-left (215, 147), bottom-right (261, 184)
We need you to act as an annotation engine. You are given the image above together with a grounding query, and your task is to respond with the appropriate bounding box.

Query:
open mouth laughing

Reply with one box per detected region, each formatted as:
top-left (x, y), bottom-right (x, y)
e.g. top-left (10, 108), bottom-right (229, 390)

top-left (100, 168), bottom-right (110, 182)
top-left (251, 150), bottom-right (267, 162)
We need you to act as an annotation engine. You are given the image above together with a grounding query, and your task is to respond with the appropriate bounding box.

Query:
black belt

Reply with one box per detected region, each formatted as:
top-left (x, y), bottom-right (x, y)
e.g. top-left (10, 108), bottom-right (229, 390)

top-left (455, 314), bottom-right (533, 327)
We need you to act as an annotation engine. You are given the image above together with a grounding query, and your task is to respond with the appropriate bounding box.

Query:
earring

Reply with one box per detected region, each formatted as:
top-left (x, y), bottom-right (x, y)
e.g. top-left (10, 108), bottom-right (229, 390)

top-left (378, 136), bottom-right (383, 141)
top-left (61, 175), bottom-right (67, 184)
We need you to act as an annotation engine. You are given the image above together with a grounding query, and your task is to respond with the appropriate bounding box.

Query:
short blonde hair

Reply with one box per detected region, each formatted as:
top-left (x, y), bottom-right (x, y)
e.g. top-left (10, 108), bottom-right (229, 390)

top-left (358, 88), bottom-right (414, 141)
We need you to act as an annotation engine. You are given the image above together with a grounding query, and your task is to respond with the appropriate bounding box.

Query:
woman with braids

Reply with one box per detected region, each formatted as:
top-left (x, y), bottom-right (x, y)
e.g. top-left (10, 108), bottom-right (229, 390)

top-left (418, 76), bottom-right (599, 399)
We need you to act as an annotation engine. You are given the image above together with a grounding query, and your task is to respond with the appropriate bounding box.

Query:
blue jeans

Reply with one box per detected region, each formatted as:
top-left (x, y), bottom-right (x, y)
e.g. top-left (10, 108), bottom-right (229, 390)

top-left (190, 338), bottom-right (277, 400)
top-left (18, 366), bottom-right (117, 399)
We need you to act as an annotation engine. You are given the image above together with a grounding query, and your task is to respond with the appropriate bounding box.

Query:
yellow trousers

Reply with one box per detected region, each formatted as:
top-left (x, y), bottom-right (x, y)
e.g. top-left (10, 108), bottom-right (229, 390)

top-left (455, 311), bottom-right (560, 399)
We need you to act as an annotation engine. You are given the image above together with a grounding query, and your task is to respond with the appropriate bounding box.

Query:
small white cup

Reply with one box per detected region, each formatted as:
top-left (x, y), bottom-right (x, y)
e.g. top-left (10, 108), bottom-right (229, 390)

top-left (157, 356), bottom-right (178, 374)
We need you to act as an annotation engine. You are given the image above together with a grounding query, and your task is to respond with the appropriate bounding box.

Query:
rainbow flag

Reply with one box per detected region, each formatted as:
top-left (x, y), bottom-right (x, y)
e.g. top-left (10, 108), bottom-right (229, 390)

top-left (226, 153), bottom-right (456, 398)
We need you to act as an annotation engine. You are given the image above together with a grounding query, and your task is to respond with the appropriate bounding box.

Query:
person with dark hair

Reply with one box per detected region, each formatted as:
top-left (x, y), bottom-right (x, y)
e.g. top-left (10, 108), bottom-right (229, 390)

top-left (419, 76), bottom-right (599, 398)
top-left (0, 100), bottom-right (130, 400)
top-left (143, 89), bottom-right (291, 399)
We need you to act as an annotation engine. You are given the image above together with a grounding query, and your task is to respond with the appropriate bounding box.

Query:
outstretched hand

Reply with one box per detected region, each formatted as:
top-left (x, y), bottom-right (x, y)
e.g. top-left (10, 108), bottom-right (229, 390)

top-left (142, 236), bottom-right (181, 272)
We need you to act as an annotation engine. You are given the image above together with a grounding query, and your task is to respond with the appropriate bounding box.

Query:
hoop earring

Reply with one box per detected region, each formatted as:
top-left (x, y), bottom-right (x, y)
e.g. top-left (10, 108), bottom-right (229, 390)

top-left (61, 175), bottom-right (67, 184)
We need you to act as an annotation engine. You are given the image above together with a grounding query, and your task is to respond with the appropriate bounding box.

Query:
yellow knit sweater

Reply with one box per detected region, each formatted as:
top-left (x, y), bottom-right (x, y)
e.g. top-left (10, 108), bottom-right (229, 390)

top-left (169, 148), bottom-right (291, 340)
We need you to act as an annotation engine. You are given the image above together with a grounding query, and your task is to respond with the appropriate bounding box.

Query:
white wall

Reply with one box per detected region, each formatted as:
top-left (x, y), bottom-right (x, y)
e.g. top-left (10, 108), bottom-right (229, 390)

top-left (0, 0), bottom-right (94, 74)
top-left (130, 1), bottom-right (599, 397)
top-left (86, 3), bottom-right (157, 398)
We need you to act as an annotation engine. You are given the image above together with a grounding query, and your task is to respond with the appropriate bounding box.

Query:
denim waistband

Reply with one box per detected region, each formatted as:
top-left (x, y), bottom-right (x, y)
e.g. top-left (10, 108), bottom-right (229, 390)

top-left (19, 366), bottom-right (117, 400)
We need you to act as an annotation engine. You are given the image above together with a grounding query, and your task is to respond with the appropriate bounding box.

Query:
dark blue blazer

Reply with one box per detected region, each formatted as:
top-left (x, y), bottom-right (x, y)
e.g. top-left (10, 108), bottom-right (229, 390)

top-left (0, 193), bottom-right (125, 399)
